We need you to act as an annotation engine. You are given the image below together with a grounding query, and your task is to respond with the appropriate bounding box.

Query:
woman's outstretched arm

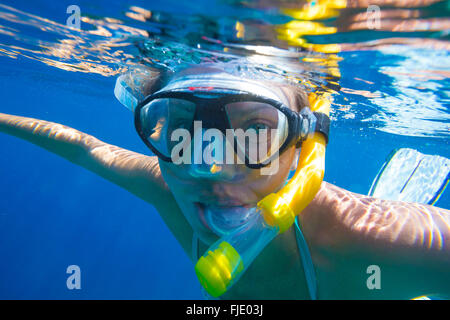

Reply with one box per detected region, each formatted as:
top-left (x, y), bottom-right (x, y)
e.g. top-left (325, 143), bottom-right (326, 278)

top-left (0, 112), bottom-right (168, 203)
top-left (0, 112), bottom-right (195, 254)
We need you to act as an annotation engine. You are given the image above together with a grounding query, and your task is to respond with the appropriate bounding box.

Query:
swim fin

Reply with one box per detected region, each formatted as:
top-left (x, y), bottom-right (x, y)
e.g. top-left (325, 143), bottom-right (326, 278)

top-left (368, 148), bottom-right (450, 205)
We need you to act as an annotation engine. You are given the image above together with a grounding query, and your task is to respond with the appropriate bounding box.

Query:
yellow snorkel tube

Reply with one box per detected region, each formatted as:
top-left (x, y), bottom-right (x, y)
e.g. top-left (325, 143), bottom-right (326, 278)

top-left (195, 92), bottom-right (331, 298)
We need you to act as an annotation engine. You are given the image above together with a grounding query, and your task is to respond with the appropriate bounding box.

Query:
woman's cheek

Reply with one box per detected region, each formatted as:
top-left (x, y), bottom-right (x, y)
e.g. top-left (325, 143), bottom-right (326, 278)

top-left (252, 147), bottom-right (296, 195)
top-left (158, 161), bottom-right (186, 193)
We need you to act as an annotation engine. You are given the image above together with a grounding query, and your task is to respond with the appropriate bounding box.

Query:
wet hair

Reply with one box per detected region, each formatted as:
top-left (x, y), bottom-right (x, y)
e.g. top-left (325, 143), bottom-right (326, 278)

top-left (258, 81), bottom-right (310, 112)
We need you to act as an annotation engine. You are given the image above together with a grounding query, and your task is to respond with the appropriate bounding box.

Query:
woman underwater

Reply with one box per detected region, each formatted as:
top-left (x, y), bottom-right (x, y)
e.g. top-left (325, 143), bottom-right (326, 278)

top-left (0, 65), bottom-right (449, 300)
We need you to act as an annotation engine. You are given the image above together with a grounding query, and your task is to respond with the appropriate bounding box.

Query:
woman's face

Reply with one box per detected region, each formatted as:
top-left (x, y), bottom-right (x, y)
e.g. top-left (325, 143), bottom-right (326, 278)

top-left (159, 145), bottom-right (298, 244)
top-left (156, 74), bottom-right (301, 244)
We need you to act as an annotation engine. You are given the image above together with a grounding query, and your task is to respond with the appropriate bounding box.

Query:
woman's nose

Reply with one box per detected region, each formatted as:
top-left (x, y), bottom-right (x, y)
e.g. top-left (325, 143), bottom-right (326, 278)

top-left (188, 161), bottom-right (226, 179)
top-left (188, 127), bottom-right (237, 180)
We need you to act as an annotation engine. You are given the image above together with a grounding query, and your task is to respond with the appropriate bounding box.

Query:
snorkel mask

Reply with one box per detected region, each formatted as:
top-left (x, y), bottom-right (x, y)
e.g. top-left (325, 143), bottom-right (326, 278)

top-left (115, 67), bottom-right (331, 297)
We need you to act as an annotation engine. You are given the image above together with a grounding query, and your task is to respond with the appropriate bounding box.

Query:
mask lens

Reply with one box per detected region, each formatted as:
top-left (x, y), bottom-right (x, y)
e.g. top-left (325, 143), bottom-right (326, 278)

top-left (225, 101), bottom-right (288, 164)
top-left (139, 98), bottom-right (196, 158)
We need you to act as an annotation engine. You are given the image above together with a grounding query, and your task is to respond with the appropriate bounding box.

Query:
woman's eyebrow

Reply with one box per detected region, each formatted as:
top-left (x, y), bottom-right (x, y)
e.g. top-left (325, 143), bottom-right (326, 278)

top-left (229, 102), bottom-right (268, 113)
top-left (230, 104), bottom-right (276, 118)
top-left (168, 102), bottom-right (193, 117)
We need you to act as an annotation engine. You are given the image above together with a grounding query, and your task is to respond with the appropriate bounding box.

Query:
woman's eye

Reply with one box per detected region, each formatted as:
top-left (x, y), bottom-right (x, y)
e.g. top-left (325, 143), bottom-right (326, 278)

top-left (247, 122), bottom-right (269, 133)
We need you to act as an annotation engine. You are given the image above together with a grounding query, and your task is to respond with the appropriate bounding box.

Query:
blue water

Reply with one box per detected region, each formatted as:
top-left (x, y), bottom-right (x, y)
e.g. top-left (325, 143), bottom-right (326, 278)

top-left (0, 0), bottom-right (449, 299)
top-left (0, 56), bottom-right (203, 299)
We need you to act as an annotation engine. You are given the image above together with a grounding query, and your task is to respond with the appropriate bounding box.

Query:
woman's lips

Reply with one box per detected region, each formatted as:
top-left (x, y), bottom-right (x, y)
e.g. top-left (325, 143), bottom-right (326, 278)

top-left (196, 196), bottom-right (255, 207)
top-left (195, 202), bottom-right (258, 235)
top-left (195, 202), bottom-right (211, 231)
